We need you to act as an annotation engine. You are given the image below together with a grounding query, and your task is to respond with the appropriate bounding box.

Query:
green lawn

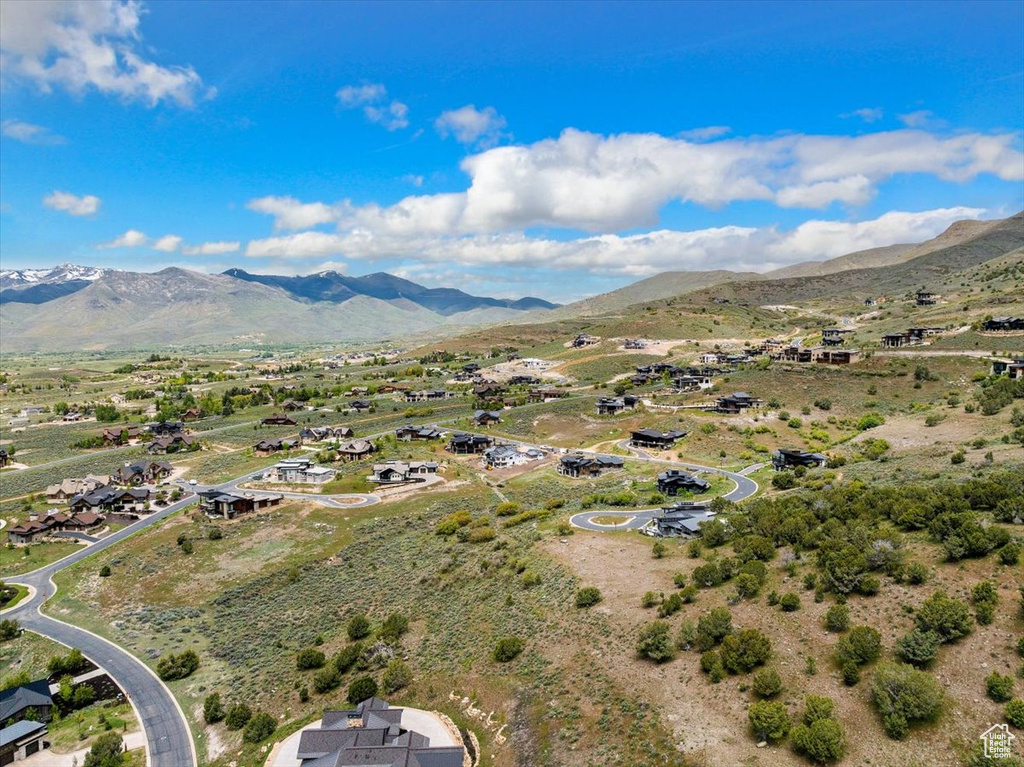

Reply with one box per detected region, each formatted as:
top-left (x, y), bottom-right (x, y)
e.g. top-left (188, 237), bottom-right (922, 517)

top-left (0, 541), bottom-right (85, 578)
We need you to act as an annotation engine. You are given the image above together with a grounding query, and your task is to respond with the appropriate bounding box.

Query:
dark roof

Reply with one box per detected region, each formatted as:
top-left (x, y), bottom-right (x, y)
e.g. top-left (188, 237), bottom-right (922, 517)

top-left (0, 680), bottom-right (53, 721)
top-left (0, 719), bottom-right (47, 748)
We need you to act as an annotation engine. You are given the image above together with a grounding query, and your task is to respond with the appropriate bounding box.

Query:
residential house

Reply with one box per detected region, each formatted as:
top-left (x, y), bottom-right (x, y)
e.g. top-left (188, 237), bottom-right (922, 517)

top-left (446, 433), bottom-right (493, 454)
top-left (0, 448), bottom-right (9, 469)
top-left (483, 444), bottom-right (545, 469)
top-left (714, 392), bottom-right (761, 414)
top-left (772, 448), bottom-right (827, 470)
top-left (45, 476), bottom-right (109, 502)
top-left (630, 428), bottom-right (687, 449)
top-left (528, 388), bottom-right (567, 403)
top-left (199, 491), bottom-right (283, 519)
top-left (146, 433), bottom-right (198, 454)
top-left (19, 406), bottom-right (43, 418)
top-left (181, 407), bottom-right (202, 421)
top-left (369, 461), bottom-right (438, 484)
top-left (111, 461), bottom-right (172, 485)
top-left (507, 375), bottom-right (540, 386)
top-left (101, 425), bottom-right (145, 445)
top-left (821, 328), bottom-right (854, 346)
top-left (395, 425), bottom-right (443, 441)
top-left (261, 414), bottom-right (297, 426)
top-left (295, 697), bottom-right (465, 767)
top-left (281, 399), bottom-right (304, 411)
top-left (0, 719), bottom-right (50, 764)
top-left (70, 485), bottom-right (148, 515)
top-left (269, 458), bottom-right (336, 485)
top-left (595, 395), bottom-right (640, 415)
top-left (350, 400), bottom-right (373, 412)
top-left (62, 411), bottom-right (83, 422)
top-left (63, 510), bottom-right (107, 530)
top-left (299, 426), bottom-right (343, 442)
top-left (337, 439), bottom-right (375, 462)
top-left (672, 374), bottom-right (712, 392)
top-left (557, 453), bottom-right (624, 478)
top-left (992, 358), bottom-right (1024, 378)
top-left (817, 349), bottom-right (862, 365)
top-left (404, 389), bottom-right (453, 402)
top-left (624, 339), bottom-right (647, 349)
top-left (147, 421), bottom-right (185, 436)
top-left (462, 363), bottom-right (480, 374)
top-left (473, 382), bottom-right (505, 399)
top-left (915, 290), bottom-right (938, 306)
top-left (983, 316), bottom-right (1024, 332)
top-left (644, 502), bottom-right (715, 538)
top-left (473, 410), bottom-right (502, 426)
top-left (571, 333), bottom-right (599, 348)
top-left (253, 437), bottom-right (301, 455)
top-left (656, 470), bottom-right (710, 496)
top-left (881, 332), bottom-right (911, 348)
top-left (0, 679), bottom-right (54, 724)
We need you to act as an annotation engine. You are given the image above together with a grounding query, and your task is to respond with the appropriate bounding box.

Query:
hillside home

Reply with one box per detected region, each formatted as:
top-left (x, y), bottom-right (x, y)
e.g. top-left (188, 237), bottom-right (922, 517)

top-left (253, 437), bottom-right (301, 455)
top-left (299, 426), bottom-right (340, 442)
top-left (0, 719), bottom-right (50, 764)
top-left (915, 290), bottom-right (938, 306)
top-left (350, 400), bottom-right (373, 411)
top-left (507, 375), bottom-right (541, 386)
top-left (295, 697), bottom-right (465, 767)
top-left (369, 461), bottom-right (438, 484)
top-left (395, 425), bottom-right (443, 441)
top-left (557, 453), bottom-right (624, 478)
top-left (983, 316), bottom-right (1024, 331)
top-left (199, 491), bottom-right (283, 519)
top-left (821, 328), bottom-right (854, 346)
top-left (281, 399), bottom-right (304, 411)
top-left (714, 392), bottom-right (761, 414)
top-left (772, 448), bottom-right (827, 470)
top-left (657, 470), bottom-right (710, 496)
top-left (269, 458), bottom-right (336, 485)
top-left (473, 410), bottom-right (502, 426)
top-left (261, 414), bottom-right (297, 426)
top-left (571, 333), bottom-right (599, 348)
top-left (528, 388), bottom-right (567, 402)
top-left (446, 432), bottom-right (493, 454)
top-left (45, 476), bottom-right (109, 502)
top-left (992, 358), bottom-right (1024, 378)
top-left (111, 460), bottom-right (172, 485)
top-left (0, 679), bottom-right (54, 724)
top-left (0, 448), bottom-right (9, 468)
top-left (473, 382), bottom-right (505, 398)
top-left (672, 374), bottom-right (713, 392)
top-left (595, 395), bottom-right (640, 415)
top-left (147, 421), bottom-right (186, 436)
top-left (630, 428), bottom-right (687, 449)
top-left (70, 486), bottom-right (148, 514)
top-left (624, 339), bottom-right (647, 349)
top-left (146, 433), bottom-right (198, 454)
top-left (817, 349), bottom-right (862, 365)
top-left (644, 502), bottom-right (715, 538)
top-left (101, 425), bottom-right (145, 444)
top-left (404, 389), bottom-right (453, 402)
top-left (62, 411), bottom-right (83, 422)
top-left (483, 444), bottom-right (545, 469)
top-left (336, 439), bottom-right (375, 461)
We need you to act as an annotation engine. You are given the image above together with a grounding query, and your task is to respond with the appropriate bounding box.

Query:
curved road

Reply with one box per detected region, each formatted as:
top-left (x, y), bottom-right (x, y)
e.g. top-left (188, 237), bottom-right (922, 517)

top-left (3, 495), bottom-right (199, 767)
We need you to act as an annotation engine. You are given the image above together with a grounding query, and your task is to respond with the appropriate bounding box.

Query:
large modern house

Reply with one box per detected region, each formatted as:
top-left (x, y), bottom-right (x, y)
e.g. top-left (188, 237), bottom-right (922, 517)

top-left (446, 432), bottom-right (493, 454)
top-left (199, 492), bottom-right (284, 519)
top-left (268, 458), bottom-right (336, 485)
top-left (395, 425), bottom-right (444, 441)
top-left (630, 428), bottom-right (687, 450)
top-left (772, 448), bottom-right (827, 470)
top-left (656, 470), bottom-right (710, 496)
top-left (557, 453), bottom-right (624, 478)
top-left (595, 396), bottom-right (640, 415)
top-left (482, 444), bottom-right (545, 469)
top-left (644, 502), bottom-right (716, 538)
top-left (369, 461), bottom-right (438, 484)
top-left (296, 697), bottom-right (465, 767)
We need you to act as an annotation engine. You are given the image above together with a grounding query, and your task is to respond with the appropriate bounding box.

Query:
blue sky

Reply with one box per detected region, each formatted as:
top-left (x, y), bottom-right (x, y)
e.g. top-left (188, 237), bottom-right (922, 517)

top-left (1, 0), bottom-right (1022, 302)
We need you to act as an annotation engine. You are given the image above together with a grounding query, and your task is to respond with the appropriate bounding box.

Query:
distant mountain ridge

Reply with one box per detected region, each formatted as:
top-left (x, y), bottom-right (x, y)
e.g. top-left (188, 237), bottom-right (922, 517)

top-left (221, 268), bottom-right (558, 315)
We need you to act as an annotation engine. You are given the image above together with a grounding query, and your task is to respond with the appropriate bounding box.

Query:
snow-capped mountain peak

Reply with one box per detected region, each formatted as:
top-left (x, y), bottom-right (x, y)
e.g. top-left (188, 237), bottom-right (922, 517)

top-left (0, 263), bottom-right (108, 290)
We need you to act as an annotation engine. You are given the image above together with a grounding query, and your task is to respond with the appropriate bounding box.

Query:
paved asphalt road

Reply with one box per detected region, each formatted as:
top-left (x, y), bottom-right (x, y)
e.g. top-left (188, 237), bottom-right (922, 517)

top-left (4, 495), bottom-right (199, 767)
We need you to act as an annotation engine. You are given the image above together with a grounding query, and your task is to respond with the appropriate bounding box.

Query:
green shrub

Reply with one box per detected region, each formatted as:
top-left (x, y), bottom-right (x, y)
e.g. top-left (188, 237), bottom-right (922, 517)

top-left (734, 573), bottom-right (761, 599)
top-left (99, 565), bottom-right (112, 578)
top-left (791, 718), bottom-right (845, 763)
top-left (915, 590), bottom-right (972, 643)
top-left (748, 700), bottom-right (791, 743)
top-left (657, 592), bottom-right (684, 618)
top-left (83, 733), bottom-right (125, 767)
top-left (803, 695), bottom-right (836, 725)
top-left (700, 650), bottom-right (725, 682)
top-left (906, 562), bottom-right (928, 584)
top-left (382, 659), bottom-right (412, 693)
top-left (296, 647), bottom-right (326, 670)
top-left (824, 604), bottom-right (849, 633)
top-left (870, 662), bottom-right (944, 740)
top-left (203, 692), bottom-right (225, 724)
top-left (332, 642), bottom-right (364, 674)
top-left (379, 613), bottom-right (409, 643)
top-left (1006, 699), bottom-right (1024, 728)
top-left (347, 614), bottom-right (371, 640)
top-left (225, 703), bottom-right (252, 730)
top-left (986, 671), bottom-right (1015, 703)
top-left (841, 661), bottom-right (860, 686)
top-left (575, 586), bottom-right (602, 608)
top-left (720, 628), bottom-right (771, 674)
top-left (896, 629), bottom-right (941, 668)
top-left (493, 636), bottom-right (524, 663)
top-left (637, 622), bottom-right (675, 663)
top-left (973, 580), bottom-right (999, 626)
top-left (467, 526), bottom-right (496, 543)
top-left (780, 592), bottom-right (801, 612)
top-left (242, 711), bottom-right (277, 743)
top-left (1000, 543), bottom-right (1021, 565)
top-left (495, 501), bottom-right (521, 516)
top-left (640, 591), bottom-right (662, 608)
top-left (752, 667), bottom-right (783, 698)
top-left (347, 675), bottom-right (379, 704)
top-left (835, 626), bottom-right (881, 667)
top-left (156, 649), bottom-right (199, 681)
top-left (312, 667), bottom-right (341, 694)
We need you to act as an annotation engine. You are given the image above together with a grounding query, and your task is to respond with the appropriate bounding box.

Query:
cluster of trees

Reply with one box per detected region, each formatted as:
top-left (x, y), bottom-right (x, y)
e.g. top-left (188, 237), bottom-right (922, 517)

top-left (156, 649), bottom-right (200, 681)
top-left (203, 695), bottom-right (278, 742)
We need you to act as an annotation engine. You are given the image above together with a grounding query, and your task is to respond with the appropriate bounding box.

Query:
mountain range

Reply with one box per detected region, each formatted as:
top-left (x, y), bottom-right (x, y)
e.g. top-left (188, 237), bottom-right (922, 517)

top-left (1, 212), bottom-right (1021, 351)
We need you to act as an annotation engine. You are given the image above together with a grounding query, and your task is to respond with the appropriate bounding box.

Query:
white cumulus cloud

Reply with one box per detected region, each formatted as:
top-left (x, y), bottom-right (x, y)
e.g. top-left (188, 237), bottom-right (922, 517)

top-left (246, 196), bottom-right (344, 230)
top-left (336, 82), bottom-right (408, 130)
top-left (182, 240), bottom-right (240, 256)
top-left (435, 105), bottom-right (507, 147)
top-left (842, 108), bottom-right (884, 123)
top-left (43, 190), bottom-right (101, 216)
top-left (2, 119), bottom-right (66, 144)
top-left (152, 234), bottom-right (182, 252)
top-left (97, 229), bottom-right (147, 248)
top-left (0, 0), bottom-right (209, 107)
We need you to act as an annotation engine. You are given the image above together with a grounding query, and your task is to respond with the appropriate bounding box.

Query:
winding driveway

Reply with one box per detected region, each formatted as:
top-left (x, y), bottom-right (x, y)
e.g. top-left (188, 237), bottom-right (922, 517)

top-left (3, 495), bottom-right (200, 767)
